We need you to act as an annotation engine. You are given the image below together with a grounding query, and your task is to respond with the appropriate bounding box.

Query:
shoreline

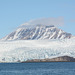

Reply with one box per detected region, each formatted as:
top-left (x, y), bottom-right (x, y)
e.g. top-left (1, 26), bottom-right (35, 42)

top-left (22, 56), bottom-right (75, 63)
top-left (0, 56), bottom-right (75, 63)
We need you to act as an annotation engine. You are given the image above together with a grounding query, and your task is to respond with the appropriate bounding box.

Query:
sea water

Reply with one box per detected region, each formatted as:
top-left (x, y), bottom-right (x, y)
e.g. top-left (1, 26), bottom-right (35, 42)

top-left (0, 62), bottom-right (75, 75)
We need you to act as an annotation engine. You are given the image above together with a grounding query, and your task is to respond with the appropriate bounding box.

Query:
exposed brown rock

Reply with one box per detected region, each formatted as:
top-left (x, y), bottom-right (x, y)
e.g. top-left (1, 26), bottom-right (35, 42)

top-left (22, 56), bottom-right (75, 63)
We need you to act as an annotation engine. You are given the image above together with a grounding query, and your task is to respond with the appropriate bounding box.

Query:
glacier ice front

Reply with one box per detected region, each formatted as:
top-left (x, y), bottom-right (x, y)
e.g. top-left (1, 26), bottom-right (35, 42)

top-left (0, 38), bottom-right (75, 62)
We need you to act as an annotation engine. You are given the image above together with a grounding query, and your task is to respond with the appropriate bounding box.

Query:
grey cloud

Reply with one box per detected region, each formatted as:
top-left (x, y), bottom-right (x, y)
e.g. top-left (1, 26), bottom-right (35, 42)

top-left (70, 19), bottom-right (75, 22)
top-left (21, 17), bottom-right (64, 27)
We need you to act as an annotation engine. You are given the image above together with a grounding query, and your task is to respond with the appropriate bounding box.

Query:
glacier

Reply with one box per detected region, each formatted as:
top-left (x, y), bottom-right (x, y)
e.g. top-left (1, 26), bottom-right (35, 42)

top-left (0, 38), bottom-right (75, 62)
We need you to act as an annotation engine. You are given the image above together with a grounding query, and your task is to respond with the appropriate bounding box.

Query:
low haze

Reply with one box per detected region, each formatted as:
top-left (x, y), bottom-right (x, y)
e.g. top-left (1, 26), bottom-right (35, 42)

top-left (22, 17), bottom-right (64, 26)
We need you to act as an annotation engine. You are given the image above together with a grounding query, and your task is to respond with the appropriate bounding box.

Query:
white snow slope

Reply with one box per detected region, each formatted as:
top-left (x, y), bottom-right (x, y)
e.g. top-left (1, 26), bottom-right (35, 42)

top-left (2, 25), bottom-right (72, 40)
top-left (0, 38), bottom-right (75, 62)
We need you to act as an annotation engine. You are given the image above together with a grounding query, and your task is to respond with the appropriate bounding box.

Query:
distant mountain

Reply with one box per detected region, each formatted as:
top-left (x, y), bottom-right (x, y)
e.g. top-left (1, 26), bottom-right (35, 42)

top-left (0, 22), bottom-right (75, 62)
top-left (2, 24), bottom-right (72, 40)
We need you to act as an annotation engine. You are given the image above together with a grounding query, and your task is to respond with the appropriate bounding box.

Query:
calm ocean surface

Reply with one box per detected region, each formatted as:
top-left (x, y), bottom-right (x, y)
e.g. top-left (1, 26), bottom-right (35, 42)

top-left (0, 62), bottom-right (75, 75)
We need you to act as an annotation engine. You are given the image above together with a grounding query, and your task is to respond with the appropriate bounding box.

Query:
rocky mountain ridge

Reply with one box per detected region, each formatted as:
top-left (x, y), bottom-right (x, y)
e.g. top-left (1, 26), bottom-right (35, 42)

top-left (2, 25), bottom-right (72, 40)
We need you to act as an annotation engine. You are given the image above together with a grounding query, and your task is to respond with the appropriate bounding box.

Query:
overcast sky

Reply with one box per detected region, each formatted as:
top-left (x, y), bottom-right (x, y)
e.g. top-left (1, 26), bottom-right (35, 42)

top-left (0, 0), bottom-right (75, 38)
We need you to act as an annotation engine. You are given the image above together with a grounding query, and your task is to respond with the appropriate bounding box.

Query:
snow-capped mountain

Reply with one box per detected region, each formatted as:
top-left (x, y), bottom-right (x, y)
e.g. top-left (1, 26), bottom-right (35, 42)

top-left (2, 24), bottom-right (72, 40)
top-left (0, 22), bottom-right (75, 62)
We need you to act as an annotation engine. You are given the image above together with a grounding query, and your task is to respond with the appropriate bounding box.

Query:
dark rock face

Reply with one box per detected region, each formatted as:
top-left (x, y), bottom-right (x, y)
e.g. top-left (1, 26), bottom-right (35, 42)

top-left (22, 56), bottom-right (75, 63)
top-left (47, 56), bottom-right (75, 62)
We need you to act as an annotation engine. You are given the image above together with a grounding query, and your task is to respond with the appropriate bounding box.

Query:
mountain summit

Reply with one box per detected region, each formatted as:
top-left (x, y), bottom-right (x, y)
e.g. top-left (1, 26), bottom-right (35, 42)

top-left (2, 24), bottom-right (72, 40)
